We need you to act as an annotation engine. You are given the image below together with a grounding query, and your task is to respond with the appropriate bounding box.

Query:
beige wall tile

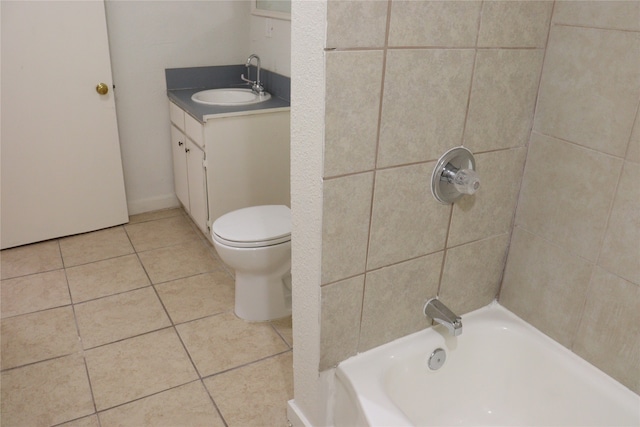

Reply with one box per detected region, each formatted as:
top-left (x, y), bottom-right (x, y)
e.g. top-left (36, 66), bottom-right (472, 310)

top-left (359, 252), bottom-right (442, 352)
top-left (204, 352), bottom-right (293, 427)
top-left (573, 267), bottom-right (639, 393)
top-left (440, 234), bottom-right (510, 315)
top-left (176, 312), bottom-right (288, 376)
top-left (377, 49), bottom-right (474, 167)
top-left (321, 173), bottom-right (373, 284)
top-left (1, 240), bottom-right (62, 279)
top-left (85, 328), bottom-right (198, 411)
top-left (516, 133), bottom-right (623, 261)
top-left (1, 306), bottom-right (81, 369)
top-left (124, 215), bottom-right (200, 252)
top-left (500, 228), bottom-right (593, 347)
top-left (553, 1), bottom-right (640, 32)
top-left (464, 50), bottom-right (544, 152)
top-left (388, 0), bottom-right (481, 47)
top-left (1, 269), bottom-right (70, 318)
top-left (534, 26), bottom-right (640, 157)
top-left (449, 148), bottom-right (526, 246)
top-left (599, 162), bottom-right (640, 285)
top-left (320, 275), bottom-right (364, 370)
top-left (99, 381), bottom-right (224, 427)
top-left (326, 0), bottom-right (388, 49)
top-left (75, 287), bottom-right (171, 349)
top-left (155, 271), bottom-right (234, 324)
top-left (478, 1), bottom-right (552, 47)
top-left (66, 254), bottom-right (150, 303)
top-left (138, 240), bottom-right (221, 284)
top-left (367, 162), bottom-right (450, 270)
top-left (59, 227), bottom-right (134, 267)
top-left (325, 51), bottom-right (383, 177)
top-left (626, 107), bottom-right (639, 163)
top-left (0, 354), bottom-right (94, 427)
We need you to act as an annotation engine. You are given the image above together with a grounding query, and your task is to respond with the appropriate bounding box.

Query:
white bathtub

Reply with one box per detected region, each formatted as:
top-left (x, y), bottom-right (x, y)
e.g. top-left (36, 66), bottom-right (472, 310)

top-left (334, 302), bottom-right (639, 426)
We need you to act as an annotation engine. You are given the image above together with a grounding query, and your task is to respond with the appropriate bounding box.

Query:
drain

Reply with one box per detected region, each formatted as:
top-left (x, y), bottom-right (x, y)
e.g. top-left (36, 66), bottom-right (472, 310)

top-left (428, 348), bottom-right (446, 370)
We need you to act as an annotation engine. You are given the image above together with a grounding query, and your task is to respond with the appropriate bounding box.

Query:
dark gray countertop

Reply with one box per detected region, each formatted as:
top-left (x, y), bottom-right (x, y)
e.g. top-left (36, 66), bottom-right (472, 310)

top-left (166, 65), bottom-right (290, 123)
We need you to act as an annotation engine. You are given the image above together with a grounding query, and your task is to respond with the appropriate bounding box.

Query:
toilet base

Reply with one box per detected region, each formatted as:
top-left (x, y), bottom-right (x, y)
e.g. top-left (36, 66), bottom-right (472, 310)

top-left (234, 271), bottom-right (291, 322)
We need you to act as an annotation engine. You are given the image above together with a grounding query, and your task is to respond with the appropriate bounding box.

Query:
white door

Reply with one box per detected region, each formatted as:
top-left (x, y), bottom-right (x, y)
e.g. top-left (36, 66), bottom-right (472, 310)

top-left (1, 1), bottom-right (129, 249)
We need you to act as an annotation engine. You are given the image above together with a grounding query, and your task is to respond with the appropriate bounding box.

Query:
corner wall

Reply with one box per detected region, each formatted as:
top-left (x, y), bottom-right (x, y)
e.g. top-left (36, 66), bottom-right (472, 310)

top-left (105, 1), bottom-right (291, 215)
top-left (500, 1), bottom-right (640, 394)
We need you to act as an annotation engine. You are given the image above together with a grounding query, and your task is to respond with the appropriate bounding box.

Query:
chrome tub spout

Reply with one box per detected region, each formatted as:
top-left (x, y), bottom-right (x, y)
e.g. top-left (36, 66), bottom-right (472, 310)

top-left (424, 298), bottom-right (462, 336)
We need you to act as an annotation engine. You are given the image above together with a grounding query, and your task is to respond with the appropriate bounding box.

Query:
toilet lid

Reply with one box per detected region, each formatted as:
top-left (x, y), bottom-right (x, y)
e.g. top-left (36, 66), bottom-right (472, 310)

top-left (212, 205), bottom-right (291, 244)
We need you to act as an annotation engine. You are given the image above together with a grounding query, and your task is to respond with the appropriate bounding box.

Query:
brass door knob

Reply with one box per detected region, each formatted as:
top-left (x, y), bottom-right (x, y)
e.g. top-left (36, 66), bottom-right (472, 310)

top-left (96, 83), bottom-right (109, 95)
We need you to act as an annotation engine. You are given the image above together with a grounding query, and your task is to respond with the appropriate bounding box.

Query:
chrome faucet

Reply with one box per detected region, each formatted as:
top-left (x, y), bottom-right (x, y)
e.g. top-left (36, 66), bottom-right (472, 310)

top-left (424, 298), bottom-right (463, 336)
top-left (241, 54), bottom-right (264, 95)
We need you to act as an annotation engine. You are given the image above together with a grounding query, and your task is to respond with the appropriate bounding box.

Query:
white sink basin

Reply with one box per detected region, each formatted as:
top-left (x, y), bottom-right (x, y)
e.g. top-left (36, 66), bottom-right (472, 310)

top-left (191, 88), bottom-right (271, 106)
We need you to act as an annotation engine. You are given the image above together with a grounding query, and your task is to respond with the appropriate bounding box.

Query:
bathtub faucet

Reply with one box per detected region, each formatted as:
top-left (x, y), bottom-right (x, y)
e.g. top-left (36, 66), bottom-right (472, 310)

top-left (424, 298), bottom-right (463, 336)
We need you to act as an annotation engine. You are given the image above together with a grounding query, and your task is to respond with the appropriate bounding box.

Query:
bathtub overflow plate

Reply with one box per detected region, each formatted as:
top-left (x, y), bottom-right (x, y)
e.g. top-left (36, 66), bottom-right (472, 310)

top-left (428, 348), bottom-right (446, 370)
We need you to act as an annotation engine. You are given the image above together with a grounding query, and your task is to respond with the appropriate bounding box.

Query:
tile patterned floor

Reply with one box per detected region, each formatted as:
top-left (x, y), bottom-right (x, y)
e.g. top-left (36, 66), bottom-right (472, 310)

top-left (0, 208), bottom-right (293, 427)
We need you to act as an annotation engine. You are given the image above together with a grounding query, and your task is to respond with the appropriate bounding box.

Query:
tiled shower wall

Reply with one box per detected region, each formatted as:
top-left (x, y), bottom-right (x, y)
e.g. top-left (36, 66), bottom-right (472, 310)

top-left (500, 2), bottom-right (640, 393)
top-left (318, 1), bottom-right (553, 370)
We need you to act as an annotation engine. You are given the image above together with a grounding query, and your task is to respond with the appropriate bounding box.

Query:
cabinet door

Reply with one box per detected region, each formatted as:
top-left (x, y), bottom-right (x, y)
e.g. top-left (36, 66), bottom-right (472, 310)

top-left (186, 140), bottom-right (209, 234)
top-left (170, 125), bottom-right (189, 209)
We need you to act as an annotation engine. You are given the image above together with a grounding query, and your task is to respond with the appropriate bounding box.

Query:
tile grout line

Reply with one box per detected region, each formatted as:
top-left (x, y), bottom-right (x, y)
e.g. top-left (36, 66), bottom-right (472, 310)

top-left (1, 209), bottom-right (293, 425)
top-left (124, 215), bottom-right (231, 427)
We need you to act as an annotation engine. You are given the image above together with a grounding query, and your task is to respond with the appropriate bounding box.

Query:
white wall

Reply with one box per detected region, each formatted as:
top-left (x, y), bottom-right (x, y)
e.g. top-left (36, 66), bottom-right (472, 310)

top-left (105, 0), bottom-right (287, 215)
top-left (289, 1), bottom-right (326, 425)
top-left (249, 14), bottom-right (291, 77)
top-left (106, 0), bottom-right (291, 215)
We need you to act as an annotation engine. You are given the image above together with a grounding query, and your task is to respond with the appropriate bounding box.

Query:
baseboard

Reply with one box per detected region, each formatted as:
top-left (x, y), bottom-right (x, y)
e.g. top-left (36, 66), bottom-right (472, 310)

top-left (126, 194), bottom-right (180, 216)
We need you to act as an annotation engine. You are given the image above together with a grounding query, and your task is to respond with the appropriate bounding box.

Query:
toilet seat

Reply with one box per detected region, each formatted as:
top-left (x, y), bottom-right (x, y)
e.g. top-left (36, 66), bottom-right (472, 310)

top-left (212, 205), bottom-right (291, 249)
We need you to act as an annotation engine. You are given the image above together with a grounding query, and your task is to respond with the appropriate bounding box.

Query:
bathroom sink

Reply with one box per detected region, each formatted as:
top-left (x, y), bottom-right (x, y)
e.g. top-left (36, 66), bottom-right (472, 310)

top-left (191, 88), bottom-right (271, 106)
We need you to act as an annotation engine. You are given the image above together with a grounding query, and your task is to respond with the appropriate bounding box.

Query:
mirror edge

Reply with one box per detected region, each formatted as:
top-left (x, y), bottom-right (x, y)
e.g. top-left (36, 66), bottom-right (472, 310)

top-left (251, 0), bottom-right (291, 21)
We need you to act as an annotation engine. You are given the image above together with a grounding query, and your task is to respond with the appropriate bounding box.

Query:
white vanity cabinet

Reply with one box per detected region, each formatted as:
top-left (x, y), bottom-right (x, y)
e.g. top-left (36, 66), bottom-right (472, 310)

top-left (169, 102), bottom-right (209, 233)
top-left (169, 100), bottom-right (290, 240)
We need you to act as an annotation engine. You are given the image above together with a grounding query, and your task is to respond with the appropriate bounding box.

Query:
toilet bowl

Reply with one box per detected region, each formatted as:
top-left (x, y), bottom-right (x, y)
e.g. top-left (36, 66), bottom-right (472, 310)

top-left (211, 205), bottom-right (291, 321)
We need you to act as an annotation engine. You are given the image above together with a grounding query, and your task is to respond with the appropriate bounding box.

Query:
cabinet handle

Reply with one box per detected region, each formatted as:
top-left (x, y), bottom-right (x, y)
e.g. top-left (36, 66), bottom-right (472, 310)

top-left (178, 141), bottom-right (184, 146)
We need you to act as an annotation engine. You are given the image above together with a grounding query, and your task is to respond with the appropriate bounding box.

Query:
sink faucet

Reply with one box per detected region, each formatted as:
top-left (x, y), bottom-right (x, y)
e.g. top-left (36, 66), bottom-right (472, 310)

top-left (241, 54), bottom-right (264, 95)
top-left (424, 298), bottom-right (462, 336)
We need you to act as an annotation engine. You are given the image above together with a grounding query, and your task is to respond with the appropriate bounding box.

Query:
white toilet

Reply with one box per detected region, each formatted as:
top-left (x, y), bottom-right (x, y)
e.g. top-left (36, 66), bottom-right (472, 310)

top-left (211, 205), bottom-right (291, 322)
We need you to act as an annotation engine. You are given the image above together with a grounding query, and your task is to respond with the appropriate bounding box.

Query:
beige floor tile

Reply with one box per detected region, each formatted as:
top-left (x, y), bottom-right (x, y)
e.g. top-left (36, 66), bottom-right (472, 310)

top-left (0, 354), bottom-right (94, 426)
top-left (125, 215), bottom-right (200, 252)
top-left (75, 287), bottom-right (171, 349)
top-left (155, 271), bottom-right (235, 324)
top-left (60, 227), bottom-right (134, 267)
top-left (1, 306), bottom-right (81, 369)
top-left (66, 254), bottom-right (150, 303)
top-left (271, 316), bottom-right (293, 348)
top-left (1, 269), bottom-right (70, 318)
top-left (0, 240), bottom-right (63, 279)
top-left (138, 240), bottom-right (221, 284)
top-left (59, 415), bottom-right (100, 427)
top-left (85, 328), bottom-right (198, 411)
top-left (177, 312), bottom-right (289, 377)
top-left (128, 208), bottom-right (184, 224)
top-left (99, 381), bottom-right (224, 427)
top-left (204, 352), bottom-right (293, 427)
